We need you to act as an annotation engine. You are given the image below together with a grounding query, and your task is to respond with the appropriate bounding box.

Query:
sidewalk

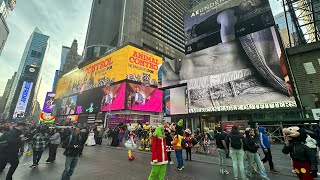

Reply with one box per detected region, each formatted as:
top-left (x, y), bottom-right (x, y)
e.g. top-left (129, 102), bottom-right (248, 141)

top-left (101, 139), bottom-right (295, 177)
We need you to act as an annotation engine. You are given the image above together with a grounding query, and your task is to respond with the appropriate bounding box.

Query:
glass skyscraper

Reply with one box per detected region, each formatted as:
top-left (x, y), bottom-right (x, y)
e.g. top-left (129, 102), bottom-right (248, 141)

top-left (4, 27), bottom-right (49, 119)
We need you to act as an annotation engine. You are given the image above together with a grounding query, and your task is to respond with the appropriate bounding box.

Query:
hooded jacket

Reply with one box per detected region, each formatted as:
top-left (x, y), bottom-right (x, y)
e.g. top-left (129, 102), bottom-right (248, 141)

top-left (258, 126), bottom-right (270, 149)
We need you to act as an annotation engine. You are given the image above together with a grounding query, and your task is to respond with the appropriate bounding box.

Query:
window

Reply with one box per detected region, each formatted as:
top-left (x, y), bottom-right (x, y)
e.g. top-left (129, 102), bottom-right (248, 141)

top-left (303, 62), bottom-right (316, 74)
top-left (30, 50), bottom-right (42, 58)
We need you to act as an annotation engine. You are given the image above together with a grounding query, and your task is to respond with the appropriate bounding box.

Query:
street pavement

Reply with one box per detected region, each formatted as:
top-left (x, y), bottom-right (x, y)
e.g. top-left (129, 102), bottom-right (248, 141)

top-left (0, 142), bottom-right (298, 180)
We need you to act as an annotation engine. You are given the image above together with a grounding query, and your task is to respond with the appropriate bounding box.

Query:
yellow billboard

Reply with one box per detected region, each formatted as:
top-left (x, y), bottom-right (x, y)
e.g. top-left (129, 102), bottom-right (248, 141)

top-left (55, 45), bottom-right (162, 99)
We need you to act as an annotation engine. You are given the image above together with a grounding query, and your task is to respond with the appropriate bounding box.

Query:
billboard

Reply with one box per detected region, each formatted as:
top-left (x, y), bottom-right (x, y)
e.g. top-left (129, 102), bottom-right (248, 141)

top-left (76, 82), bottom-right (126, 114)
top-left (125, 83), bottom-right (163, 112)
top-left (13, 81), bottom-right (33, 119)
top-left (312, 109), bottom-right (320, 120)
top-left (184, 0), bottom-right (274, 54)
top-left (59, 95), bottom-right (77, 115)
top-left (55, 45), bottom-right (162, 99)
top-left (42, 92), bottom-right (55, 113)
top-left (165, 86), bottom-right (188, 115)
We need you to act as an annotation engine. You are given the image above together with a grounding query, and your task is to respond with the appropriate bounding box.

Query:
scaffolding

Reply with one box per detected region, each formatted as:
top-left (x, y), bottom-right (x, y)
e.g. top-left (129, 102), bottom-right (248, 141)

top-left (283, 0), bottom-right (320, 47)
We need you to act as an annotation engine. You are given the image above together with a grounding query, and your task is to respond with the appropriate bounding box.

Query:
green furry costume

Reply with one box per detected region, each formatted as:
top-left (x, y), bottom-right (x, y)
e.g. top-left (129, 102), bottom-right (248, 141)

top-left (148, 125), bottom-right (168, 180)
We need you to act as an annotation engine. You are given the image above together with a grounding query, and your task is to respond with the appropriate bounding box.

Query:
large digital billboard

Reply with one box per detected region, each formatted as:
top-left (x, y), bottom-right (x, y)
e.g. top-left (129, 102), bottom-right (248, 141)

top-left (165, 86), bottom-right (188, 115)
top-left (42, 92), bottom-right (55, 113)
top-left (60, 95), bottom-right (77, 115)
top-left (13, 81), bottom-right (33, 119)
top-left (55, 45), bottom-right (162, 99)
top-left (125, 83), bottom-right (163, 112)
top-left (184, 0), bottom-right (274, 54)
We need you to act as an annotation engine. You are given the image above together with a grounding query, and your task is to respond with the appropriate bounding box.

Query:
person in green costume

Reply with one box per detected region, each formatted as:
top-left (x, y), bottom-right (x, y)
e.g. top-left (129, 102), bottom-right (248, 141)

top-left (148, 125), bottom-right (168, 180)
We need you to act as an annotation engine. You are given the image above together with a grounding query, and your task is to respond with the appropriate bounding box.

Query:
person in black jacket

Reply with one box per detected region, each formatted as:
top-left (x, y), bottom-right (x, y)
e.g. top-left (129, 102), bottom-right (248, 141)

top-left (0, 122), bottom-right (27, 180)
top-left (246, 128), bottom-right (270, 180)
top-left (165, 128), bottom-right (174, 165)
top-left (61, 127), bottom-right (82, 180)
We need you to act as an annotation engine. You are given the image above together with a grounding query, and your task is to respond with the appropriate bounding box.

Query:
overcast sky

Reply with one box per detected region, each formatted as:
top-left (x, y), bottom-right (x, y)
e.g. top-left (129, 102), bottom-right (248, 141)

top-left (0, 0), bottom-right (284, 107)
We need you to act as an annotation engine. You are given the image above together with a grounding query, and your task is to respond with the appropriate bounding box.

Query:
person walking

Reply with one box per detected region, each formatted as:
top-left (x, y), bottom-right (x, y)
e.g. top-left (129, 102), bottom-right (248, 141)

top-left (214, 127), bottom-right (229, 175)
top-left (61, 127), bottom-right (82, 180)
top-left (258, 126), bottom-right (279, 173)
top-left (246, 128), bottom-right (270, 180)
top-left (0, 123), bottom-right (27, 180)
top-left (45, 128), bottom-right (61, 163)
top-left (226, 126), bottom-right (247, 180)
top-left (30, 128), bottom-right (49, 168)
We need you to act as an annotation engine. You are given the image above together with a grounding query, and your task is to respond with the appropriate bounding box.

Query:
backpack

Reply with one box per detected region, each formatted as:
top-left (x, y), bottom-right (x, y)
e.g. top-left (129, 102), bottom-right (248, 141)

top-left (229, 134), bottom-right (243, 150)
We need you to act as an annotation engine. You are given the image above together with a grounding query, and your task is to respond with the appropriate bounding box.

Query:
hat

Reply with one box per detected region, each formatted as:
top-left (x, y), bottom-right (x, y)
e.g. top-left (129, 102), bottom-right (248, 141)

top-left (185, 128), bottom-right (191, 134)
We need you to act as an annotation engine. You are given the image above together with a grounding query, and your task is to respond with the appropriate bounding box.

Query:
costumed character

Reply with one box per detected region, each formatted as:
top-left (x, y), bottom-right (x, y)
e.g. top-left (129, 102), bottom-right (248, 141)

top-left (85, 129), bottom-right (96, 146)
top-left (139, 122), bottom-right (152, 151)
top-left (282, 126), bottom-right (317, 180)
top-left (125, 124), bottom-right (137, 160)
top-left (148, 125), bottom-right (168, 180)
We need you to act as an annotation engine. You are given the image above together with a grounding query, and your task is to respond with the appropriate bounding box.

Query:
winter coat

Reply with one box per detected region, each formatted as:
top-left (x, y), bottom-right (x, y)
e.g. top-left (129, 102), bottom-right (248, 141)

top-left (258, 126), bottom-right (270, 149)
top-left (151, 136), bottom-right (168, 165)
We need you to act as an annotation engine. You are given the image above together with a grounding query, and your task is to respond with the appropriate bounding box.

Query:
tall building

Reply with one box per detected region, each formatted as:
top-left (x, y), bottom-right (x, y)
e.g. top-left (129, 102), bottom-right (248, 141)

top-left (274, 12), bottom-right (299, 47)
top-left (0, 72), bottom-right (16, 114)
top-left (0, 0), bottom-right (16, 55)
top-left (82, 0), bottom-right (188, 63)
top-left (60, 39), bottom-right (81, 76)
top-left (59, 46), bottom-right (71, 71)
top-left (3, 27), bottom-right (49, 120)
top-left (52, 70), bottom-right (59, 92)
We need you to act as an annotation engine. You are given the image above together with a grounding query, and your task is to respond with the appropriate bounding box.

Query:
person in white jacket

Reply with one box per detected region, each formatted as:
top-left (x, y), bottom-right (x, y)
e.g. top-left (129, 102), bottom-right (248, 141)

top-left (305, 134), bottom-right (319, 176)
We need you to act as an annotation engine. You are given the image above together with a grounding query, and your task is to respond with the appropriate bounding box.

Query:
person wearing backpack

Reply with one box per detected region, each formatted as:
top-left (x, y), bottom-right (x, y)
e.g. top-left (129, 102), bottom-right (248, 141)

top-left (226, 126), bottom-right (248, 180)
top-left (61, 127), bottom-right (82, 180)
top-left (0, 122), bottom-right (27, 180)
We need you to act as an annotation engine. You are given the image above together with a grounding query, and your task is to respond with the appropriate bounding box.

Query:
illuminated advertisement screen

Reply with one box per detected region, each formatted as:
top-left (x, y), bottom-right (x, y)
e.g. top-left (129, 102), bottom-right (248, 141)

top-left (55, 45), bottom-right (162, 99)
top-left (165, 86), bottom-right (188, 115)
top-left (184, 0), bottom-right (274, 54)
top-left (125, 83), bottom-right (163, 112)
top-left (13, 81), bottom-right (33, 119)
top-left (76, 82), bottom-right (126, 114)
top-left (42, 92), bottom-right (55, 113)
top-left (60, 95), bottom-right (77, 115)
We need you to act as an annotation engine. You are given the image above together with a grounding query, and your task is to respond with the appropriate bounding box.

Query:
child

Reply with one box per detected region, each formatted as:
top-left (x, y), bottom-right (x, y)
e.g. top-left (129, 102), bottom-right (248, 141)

top-left (203, 134), bottom-right (210, 154)
top-left (165, 128), bottom-right (174, 165)
top-left (184, 129), bottom-right (193, 161)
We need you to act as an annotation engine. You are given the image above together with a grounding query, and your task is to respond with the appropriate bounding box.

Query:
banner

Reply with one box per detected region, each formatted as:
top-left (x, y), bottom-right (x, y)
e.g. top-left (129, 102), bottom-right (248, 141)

top-left (55, 45), bottom-right (162, 99)
top-left (125, 83), bottom-right (163, 113)
top-left (150, 115), bottom-right (163, 127)
top-left (40, 112), bottom-right (55, 124)
top-left (13, 81), bottom-right (33, 119)
top-left (42, 92), bottom-right (55, 113)
top-left (312, 109), bottom-right (320, 120)
top-left (184, 0), bottom-right (274, 53)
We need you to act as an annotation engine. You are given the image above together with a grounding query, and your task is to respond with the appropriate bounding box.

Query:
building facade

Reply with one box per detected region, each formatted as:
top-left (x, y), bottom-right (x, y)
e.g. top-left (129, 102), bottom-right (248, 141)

top-left (60, 39), bottom-right (81, 76)
top-left (0, 0), bottom-right (15, 55)
top-left (3, 27), bottom-right (49, 120)
top-left (0, 72), bottom-right (16, 114)
top-left (59, 46), bottom-right (70, 71)
top-left (274, 12), bottom-right (299, 47)
top-left (82, 0), bottom-right (188, 63)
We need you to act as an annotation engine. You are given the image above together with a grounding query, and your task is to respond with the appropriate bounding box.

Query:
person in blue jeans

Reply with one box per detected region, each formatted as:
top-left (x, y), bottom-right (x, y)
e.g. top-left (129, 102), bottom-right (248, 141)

top-left (246, 128), bottom-right (270, 180)
top-left (61, 127), bottom-right (82, 180)
top-left (172, 120), bottom-right (184, 170)
top-left (226, 126), bottom-right (247, 180)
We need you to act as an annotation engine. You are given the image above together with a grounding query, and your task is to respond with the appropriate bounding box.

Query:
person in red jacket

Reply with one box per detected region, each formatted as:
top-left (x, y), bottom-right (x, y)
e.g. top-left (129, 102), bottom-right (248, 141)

top-left (148, 125), bottom-right (168, 180)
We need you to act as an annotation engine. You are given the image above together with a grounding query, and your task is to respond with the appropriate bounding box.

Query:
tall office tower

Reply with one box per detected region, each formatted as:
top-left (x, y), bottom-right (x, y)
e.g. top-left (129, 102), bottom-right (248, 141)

top-left (51, 70), bottom-right (59, 92)
top-left (3, 27), bottom-right (49, 120)
top-left (0, 0), bottom-right (16, 55)
top-left (59, 46), bottom-right (71, 71)
top-left (82, 0), bottom-right (188, 64)
top-left (274, 12), bottom-right (299, 47)
top-left (60, 39), bottom-right (81, 76)
top-left (188, 0), bottom-right (207, 8)
top-left (0, 72), bottom-right (16, 114)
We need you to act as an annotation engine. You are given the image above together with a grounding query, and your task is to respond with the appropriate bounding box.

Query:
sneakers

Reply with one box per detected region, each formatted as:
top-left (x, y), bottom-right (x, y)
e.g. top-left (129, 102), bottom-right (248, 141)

top-left (223, 170), bottom-right (229, 175)
top-left (44, 161), bottom-right (52, 164)
top-left (176, 167), bottom-right (183, 171)
top-left (169, 161), bottom-right (174, 165)
top-left (220, 168), bottom-right (223, 174)
top-left (181, 166), bottom-right (185, 169)
top-left (29, 164), bottom-right (37, 168)
top-left (270, 169), bottom-right (279, 174)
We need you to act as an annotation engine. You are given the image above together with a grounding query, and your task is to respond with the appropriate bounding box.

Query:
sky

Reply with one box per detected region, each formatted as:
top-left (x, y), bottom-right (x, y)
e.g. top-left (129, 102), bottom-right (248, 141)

top-left (0, 0), bottom-right (284, 108)
top-left (0, 0), bottom-right (92, 107)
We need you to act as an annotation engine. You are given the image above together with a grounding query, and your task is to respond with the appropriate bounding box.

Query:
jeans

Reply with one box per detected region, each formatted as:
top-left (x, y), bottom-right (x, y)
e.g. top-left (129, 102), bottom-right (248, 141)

top-left (247, 152), bottom-right (269, 179)
top-left (33, 150), bottom-right (44, 165)
top-left (217, 148), bottom-right (227, 170)
top-left (61, 156), bottom-right (79, 180)
top-left (175, 150), bottom-right (184, 168)
top-left (230, 149), bottom-right (246, 179)
top-left (262, 148), bottom-right (274, 170)
top-left (47, 144), bottom-right (59, 162)
top-left (0, 153), bottom-right (19, 180)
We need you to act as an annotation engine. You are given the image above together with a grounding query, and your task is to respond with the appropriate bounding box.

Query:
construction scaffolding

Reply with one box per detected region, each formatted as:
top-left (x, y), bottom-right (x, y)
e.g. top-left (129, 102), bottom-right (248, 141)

top-left (283, 0), bottom-right (320, 47)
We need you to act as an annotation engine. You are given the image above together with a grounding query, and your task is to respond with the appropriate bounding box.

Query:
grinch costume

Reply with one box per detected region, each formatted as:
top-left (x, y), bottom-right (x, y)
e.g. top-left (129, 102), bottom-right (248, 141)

top-left (148, 125), bottom-right (168, 180)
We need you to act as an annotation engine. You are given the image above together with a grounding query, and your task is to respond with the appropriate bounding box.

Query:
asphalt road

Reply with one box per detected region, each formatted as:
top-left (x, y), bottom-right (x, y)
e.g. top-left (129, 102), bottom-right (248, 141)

top-left (0, 143), bottom-right (298, 180)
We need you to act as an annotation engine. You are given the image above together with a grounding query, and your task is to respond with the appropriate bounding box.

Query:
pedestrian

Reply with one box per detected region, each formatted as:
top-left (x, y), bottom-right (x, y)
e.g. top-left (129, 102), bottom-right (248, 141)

top-left (45, 128), bottom-right (61, 163)
top-left (214, 127), bottom-right (229, 175)
top-left (246, 128), bottom-right (270, 180)
top-left (61, 127), bottom-right (82, 180)
top-left (258, 126), bottom-right (279, 173)
top-left (184, 129), bottom-right (193, 161)
top-left (118, 125), bottom-right (125, 147)
top-left (97, 127), bottom-right (104, 145)
top-left (85, 129), bottom-right (96, 146)
top-left (306, 134), bottom-right (319, 177)
top-left (172, 119), bottom-right (184, 170)
top-left (0, 122), bottom-right (27, 180)
top-left (79, 128), bottom-right (88, 156)
top-left (226, 126), bottom-right (247, 180)
top-left (148, 125), bottom-right (168, 180)
top-left (202, 134), bottom-right (210, 154)
top-left (165, 127), bottom-right (174, 165)
top-left (30, 127), bottom-right (49, 168)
